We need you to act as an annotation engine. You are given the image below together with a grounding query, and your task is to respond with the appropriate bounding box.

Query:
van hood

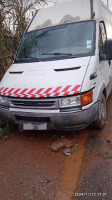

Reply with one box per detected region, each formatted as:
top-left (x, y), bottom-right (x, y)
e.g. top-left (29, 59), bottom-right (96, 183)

top-left (0, 57), bottom-right (90, 98)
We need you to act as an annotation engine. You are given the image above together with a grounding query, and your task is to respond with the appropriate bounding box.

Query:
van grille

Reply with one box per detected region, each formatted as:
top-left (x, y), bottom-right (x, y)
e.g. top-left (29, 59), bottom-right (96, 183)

top-left (9, 98), bottom-right (58, 109)
top-left (15, 116), bottom-right (50, 123)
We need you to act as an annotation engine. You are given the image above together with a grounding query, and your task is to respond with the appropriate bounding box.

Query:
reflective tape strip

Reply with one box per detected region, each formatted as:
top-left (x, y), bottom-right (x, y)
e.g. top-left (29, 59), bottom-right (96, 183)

top-left (0, 85), bottom-right (82, 98)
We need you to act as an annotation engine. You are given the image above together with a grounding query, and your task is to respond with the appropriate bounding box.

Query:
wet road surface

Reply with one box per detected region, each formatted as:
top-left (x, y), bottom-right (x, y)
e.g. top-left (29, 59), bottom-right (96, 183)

top-left (0, 93), bottom-right (112, 200)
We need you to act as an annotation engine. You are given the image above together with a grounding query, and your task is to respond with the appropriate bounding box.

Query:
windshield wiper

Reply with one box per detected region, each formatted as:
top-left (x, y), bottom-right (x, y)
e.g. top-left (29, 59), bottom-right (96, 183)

top-left (18, 56), bottom-right (40, 62)
top-left (43, 53), bottom-right (77, 58)
top-left (25, 56), bottom-right (40, 62)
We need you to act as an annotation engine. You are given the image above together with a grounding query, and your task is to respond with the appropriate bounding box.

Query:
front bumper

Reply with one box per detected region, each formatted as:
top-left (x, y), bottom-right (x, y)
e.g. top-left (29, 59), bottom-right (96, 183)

top-left (0, 103), bottom-right (98, 130)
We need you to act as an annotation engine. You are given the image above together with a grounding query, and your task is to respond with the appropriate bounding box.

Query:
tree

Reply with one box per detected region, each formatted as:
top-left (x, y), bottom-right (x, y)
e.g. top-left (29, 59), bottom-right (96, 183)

top-left (0, 0), bottom-right (46, 80)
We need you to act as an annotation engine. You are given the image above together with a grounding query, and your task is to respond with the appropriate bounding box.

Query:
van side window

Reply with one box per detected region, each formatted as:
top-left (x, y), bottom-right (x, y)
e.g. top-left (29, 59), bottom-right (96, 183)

top-left (99, 22), bottom-right (107, 54)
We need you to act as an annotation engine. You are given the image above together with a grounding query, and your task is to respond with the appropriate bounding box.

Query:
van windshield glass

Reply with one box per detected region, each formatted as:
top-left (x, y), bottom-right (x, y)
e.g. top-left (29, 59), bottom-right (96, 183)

top-left (16, 20), bottom-right (95, 62)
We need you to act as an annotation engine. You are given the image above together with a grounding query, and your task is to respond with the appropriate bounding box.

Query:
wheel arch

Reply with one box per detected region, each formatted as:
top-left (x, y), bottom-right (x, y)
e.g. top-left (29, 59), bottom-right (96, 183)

top-left (98, 84), bottom-right (107, 101)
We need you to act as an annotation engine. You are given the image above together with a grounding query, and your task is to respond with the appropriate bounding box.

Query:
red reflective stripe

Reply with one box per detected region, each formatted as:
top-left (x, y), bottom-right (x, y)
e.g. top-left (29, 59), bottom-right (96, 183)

top-left (64, 92), bottom-right (70, 96)
top-left (0, 87), bottom-right (4, 92)
top-left (35, 88), bottom-right (44, 94)
top-left (30, 94), bottom-right (36, 98)
top-left (16, 95), bottom-right (21, 98)
top-left (3, 93), bottom-right (6, 96)
top-left (46, 93), bottom-right (51, 97)
top-left (2, 88), bottom-right (8, 93)
top-left (62, 85), bottom-right (71, 93)
top-left (8, 93), bottom-right (13, 97)
top-left (54, 92), bottom-right (60, 96)
top-left (8, 88), bottom-right (15, 93)
top-left (72, 85), bottom-right (81, 91)
top-left (52, 86), bottom-right (61, 93)
top-left (39, 94), bottom-right (44, 98)
top-left (20, 89), bottom-right (28, 94)
top-left (28, 88), bottom-right (36, 94)
top-left (23, 94), bottom-right (28, 98)
top-left (73, 91), bottom-right (79, 95)
top-left (44, 88), bottom-right (52, 94)
top-left (14, 89), bottom-right (21, 94)
top-left (0, 85), bottom-right (81, 98)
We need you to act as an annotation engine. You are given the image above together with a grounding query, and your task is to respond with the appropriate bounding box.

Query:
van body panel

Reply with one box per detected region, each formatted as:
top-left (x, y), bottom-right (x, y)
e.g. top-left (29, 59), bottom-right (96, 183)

top-left (28, 0), bottom-right (91, 32)
top-left (0, 57), bottom-right (90, 91)
top-left (0, 101), bottom-right (98, 130)
top-left (0, 0), bottom-right (112, 130)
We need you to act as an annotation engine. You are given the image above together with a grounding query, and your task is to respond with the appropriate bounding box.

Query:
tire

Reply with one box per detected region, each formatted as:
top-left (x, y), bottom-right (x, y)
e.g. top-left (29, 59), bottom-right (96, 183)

top-left (94, 94), bottom-right (106, 129)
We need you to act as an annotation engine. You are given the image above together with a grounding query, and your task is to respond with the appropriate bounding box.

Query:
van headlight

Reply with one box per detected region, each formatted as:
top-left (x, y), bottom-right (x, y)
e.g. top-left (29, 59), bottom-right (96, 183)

top-left (59, 91), bottom-right (93, 108)
top-left (0, 96), bottom-right (4, 104)
top-left (0, 96), bottom-right (9, 105)
top-left (59, 95), bottom-right (81, 108)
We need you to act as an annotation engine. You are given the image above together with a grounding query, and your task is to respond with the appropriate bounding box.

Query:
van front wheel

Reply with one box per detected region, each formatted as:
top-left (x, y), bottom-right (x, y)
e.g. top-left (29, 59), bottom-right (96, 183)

top-left (94, 94), bottom-right (106, 129)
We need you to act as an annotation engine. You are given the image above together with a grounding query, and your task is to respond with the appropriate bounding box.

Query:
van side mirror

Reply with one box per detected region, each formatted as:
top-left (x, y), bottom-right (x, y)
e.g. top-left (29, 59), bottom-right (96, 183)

top-left (104, 40), bottom-right (112, 60)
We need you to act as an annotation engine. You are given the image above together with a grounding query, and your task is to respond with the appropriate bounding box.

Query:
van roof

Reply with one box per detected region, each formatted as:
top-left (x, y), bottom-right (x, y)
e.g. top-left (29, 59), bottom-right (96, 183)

top-left (27, 0), bottom-right (112, 32)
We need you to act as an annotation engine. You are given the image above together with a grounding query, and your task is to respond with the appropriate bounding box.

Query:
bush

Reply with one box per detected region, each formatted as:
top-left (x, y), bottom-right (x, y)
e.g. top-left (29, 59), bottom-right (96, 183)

top-left (0, 0), bottom-right (45, 80)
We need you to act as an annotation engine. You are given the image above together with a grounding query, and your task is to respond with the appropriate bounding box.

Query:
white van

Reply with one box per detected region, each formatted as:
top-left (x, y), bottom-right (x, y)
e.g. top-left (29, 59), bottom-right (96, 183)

top-left (0, 0), bottom-right (112, 130)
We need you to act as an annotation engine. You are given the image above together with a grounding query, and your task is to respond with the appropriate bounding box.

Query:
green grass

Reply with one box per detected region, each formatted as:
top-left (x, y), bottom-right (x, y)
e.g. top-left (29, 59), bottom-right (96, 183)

top-left (0, 121), bottom-right (10, 139)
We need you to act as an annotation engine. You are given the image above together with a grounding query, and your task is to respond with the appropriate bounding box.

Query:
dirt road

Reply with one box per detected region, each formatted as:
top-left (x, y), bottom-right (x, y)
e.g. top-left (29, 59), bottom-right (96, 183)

top-left (0, 94), bottom-right (112, 200)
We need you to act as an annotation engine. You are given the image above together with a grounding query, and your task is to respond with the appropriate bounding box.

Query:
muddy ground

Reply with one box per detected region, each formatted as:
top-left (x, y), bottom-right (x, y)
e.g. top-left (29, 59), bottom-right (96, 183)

top-left (0, 94), bottom-right (112, 200)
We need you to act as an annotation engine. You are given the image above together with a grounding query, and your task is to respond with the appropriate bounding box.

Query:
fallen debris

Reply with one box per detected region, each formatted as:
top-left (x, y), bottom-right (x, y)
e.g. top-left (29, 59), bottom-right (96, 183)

top-left (50, 138), bottom-right (73, 152)
top-left (63, 148), bottom-right (71, 156)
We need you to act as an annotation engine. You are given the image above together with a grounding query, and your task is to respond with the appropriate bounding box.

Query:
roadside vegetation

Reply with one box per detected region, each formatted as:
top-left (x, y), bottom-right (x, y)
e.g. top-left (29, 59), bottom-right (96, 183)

top-left (0, 0), bottom-right (46, 137)
top-left (0, 120), bottom-right (10, 139)
top-left (0, 0), bottom-right (46, 79)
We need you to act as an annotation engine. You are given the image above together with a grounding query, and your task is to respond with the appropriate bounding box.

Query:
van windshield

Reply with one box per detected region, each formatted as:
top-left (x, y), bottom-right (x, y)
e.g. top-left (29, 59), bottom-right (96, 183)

top-left (16, 20), bottom-right (95, 62)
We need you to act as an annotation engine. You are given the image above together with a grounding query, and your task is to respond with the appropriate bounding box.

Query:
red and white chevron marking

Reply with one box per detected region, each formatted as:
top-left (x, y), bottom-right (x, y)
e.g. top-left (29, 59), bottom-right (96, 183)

top-left (0, 85), bottom-right (81, 98)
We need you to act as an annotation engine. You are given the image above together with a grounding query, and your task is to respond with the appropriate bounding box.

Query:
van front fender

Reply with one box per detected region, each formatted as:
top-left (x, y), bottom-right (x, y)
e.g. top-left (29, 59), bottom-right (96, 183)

top-left (97, 84), bottom-right (106, 102)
